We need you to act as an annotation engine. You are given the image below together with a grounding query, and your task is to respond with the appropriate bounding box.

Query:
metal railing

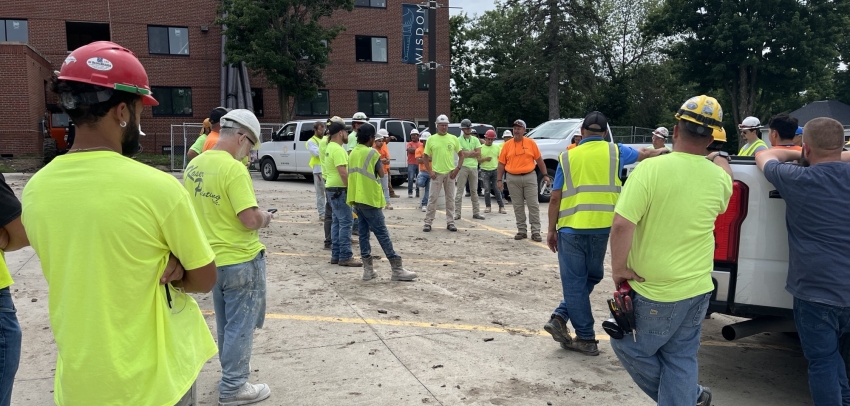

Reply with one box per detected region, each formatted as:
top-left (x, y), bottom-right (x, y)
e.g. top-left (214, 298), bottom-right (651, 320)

top-left (169, 122), bottom-right (287, 172)
top-left (610, 126), bottom-right (655, 144)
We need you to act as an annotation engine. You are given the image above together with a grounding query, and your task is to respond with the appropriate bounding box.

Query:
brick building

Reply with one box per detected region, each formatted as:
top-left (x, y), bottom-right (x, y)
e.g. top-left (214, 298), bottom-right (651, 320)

top-left (0, 0), bottom-right (450, 156)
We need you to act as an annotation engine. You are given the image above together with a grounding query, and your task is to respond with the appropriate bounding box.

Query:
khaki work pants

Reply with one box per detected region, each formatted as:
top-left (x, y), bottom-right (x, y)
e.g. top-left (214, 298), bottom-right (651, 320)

top-left (506, 172), bottom-right (541, 235)
top-left (424, 172), bottom-right (456, 226)
top-left (454, 166), bottom-right (480, 217)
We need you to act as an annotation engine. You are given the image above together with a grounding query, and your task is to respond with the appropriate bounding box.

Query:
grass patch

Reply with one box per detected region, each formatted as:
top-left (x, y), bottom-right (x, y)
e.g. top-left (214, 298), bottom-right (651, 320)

top-left (0, 164), bottom-right (14, 173)
top-left (134, 154), bottom-right (183, 168)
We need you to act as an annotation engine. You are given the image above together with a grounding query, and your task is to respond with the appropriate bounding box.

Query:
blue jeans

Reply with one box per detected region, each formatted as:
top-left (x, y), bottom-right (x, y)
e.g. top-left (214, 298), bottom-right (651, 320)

top-left (355, 204), bottom-right (400, 260)
top-left (0, 288), bottom-right (20, 406)
top-left (213, 253), bottom-right (267, 398)
top-left (407, 164), bottom-right (420, 195)
top-left (417, 171), bottom-right (431, 207)
top-left (552, 233), bottom-right (607, 340)
top-left (480, 169), bottom-right (504, 208)
top-left (794, 297), bottom-right (850, 405)
top-left (611, 292), bottom-right (711, 406)
top-left (329, 188), bottom-right (354, 260)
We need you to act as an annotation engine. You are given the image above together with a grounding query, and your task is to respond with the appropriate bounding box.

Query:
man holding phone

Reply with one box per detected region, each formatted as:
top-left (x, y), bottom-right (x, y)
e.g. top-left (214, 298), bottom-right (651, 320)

top-left (183, 109), bottom-right (273, 405)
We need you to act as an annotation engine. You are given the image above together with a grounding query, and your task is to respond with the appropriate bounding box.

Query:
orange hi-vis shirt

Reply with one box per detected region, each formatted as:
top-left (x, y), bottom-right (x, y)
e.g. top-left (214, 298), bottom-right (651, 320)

top-left (202, 130), bottom-right (220, 152)
top-left (415, 146), bottom-right (427, 171)
top-left (376, 143), bottom-right (390, 171)
top-left (498, 137), bottom-right (541, 174)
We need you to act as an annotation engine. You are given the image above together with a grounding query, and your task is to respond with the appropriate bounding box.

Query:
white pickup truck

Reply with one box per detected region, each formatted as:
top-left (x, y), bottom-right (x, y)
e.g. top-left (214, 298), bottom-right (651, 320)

top-left (256, 118), bottom-right (418, 187)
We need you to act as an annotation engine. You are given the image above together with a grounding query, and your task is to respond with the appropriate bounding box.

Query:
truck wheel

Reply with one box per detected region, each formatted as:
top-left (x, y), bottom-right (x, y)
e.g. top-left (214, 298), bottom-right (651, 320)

top-left (391, 176), bottom-right (406, 188)
top-left (43, 138), bottom-right (58, 165)
top-left (261, 158), bottom-right (279, 181)
top-left (537, 168), bottom-right (557, 203)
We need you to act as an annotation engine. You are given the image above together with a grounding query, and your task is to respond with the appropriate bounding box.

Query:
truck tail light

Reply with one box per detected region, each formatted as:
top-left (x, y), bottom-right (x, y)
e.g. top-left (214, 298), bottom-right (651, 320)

top-left (714, 180), bottom-right (749, 263)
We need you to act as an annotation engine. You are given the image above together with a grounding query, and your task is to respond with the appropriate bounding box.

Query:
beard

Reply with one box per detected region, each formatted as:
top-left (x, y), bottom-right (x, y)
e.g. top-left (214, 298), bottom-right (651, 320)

top-left (342, 133), bottom-right (349, 144)
top-left (121, 113), bottom-right (142, 157)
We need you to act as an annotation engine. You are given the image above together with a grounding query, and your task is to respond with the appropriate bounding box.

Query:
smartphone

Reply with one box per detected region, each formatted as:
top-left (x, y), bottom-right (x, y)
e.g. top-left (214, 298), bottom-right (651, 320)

top-left (267, 209), bottom-right (278, 214)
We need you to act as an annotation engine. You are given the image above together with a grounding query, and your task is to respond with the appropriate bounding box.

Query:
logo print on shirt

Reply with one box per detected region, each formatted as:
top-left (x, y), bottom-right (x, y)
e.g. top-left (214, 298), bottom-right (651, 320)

top-left (185, 164), bottom-right (221, 205)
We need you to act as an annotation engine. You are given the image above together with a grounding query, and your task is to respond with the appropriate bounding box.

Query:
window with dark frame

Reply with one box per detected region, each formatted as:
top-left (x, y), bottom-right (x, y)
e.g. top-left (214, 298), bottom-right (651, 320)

top-left (148, 26), bottom-right (189, 55)
top-left (354, 0), bottom-right (387, 8)
top-left (417, 65), bottom-right (429, 91)
top-left (357, 91), bottom-right (389, 117)
top-left (0, 19), bottom-right (28, 42)
top-left (295, 90), bottom-right (330, 117)
top-left (251, 88), bottom-right (264, 117)
top-left (151, 87), bottom-right (193, 116)
top-left (355, 36), bottom-right (388, 63)
top-left (66, 21), bottom-right (110, 51)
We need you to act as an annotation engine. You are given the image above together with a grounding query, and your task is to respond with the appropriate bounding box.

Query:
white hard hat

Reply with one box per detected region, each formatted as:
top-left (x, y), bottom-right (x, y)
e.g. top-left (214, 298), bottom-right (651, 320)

top-left (420, 131), bottom-right (430, 141)
top-left (653, 127), bottom-right (669, 138)
top-left (739, 116), bottom-right (761, 130)
top-left (502, 130), bottom-right (513, 139)
top-left (221, 109), bottom-right (261, 149)
top-left (410, 128), bottom-right (420, 135)
top-left (353, 112), bottom-right (369, 123)
top-left (436, 114), bottom-right (449, 124)
top-left (376, 128), bottom-right (389, 140)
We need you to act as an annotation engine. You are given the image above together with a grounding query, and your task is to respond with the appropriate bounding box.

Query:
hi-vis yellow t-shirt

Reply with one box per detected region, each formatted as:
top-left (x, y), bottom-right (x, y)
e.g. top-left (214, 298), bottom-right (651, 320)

top-left (184, 150), bottom-right (265, 266)
top-left (21, 151), bottom-right (217, 406)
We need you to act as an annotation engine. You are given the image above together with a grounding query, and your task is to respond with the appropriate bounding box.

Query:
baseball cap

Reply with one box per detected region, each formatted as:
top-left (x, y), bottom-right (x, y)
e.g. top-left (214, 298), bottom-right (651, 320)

top-left (582, 111), bottom-right (608, 132)
top-left (795, 126), bottom-right (803, 135)
top-left (653, 127), bottom-right (669, 139)
top-left (513, 119), bottom-right (527, 128)
top-left (739, 116), bottom-right (761, 130)
top-left (209, 107), bottom-right (229, 124)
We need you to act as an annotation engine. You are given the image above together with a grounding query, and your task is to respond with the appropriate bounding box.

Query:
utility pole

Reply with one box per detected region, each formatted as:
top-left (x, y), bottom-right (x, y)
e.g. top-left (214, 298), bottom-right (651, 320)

top-left (428, 0), bottom-right (437, 131)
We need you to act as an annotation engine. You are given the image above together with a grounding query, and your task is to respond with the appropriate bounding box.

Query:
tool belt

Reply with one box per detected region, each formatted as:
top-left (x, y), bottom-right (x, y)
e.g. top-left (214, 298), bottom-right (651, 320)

top-left (603, 281), bottom-right (637, 341)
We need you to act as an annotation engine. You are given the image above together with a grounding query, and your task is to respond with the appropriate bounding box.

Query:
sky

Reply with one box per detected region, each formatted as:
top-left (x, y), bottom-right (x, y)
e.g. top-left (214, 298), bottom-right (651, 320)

top-left (449, 0), bottom-right (496, 17)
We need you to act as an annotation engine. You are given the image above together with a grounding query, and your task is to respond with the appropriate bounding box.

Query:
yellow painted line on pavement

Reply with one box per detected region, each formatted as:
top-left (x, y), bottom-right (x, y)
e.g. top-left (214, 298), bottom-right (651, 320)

top-left (450, 214), bottom-right (550, 250)
top-left (272, 219), bottom-right (488, 232)
top-left (269, 251), bottom-right (558, 268)
top-left (198, 310), bottom-right (796, 351)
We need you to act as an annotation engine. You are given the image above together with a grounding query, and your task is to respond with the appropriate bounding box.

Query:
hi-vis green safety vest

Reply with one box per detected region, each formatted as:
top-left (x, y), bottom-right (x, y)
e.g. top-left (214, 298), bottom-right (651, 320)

top-left (738, 139), bottom-right (767, 156)
top-left (307, 136), bottom-right (322, 169)
top-left (346, 144), bottom-right (385, 208)
top-left (557, 141), bottom-right (622, 230)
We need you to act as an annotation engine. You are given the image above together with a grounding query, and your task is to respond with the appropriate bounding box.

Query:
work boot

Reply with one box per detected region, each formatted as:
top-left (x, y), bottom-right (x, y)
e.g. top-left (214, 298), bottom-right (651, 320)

top-left (514, 233), bottom-right (527, 240)
top-left (499, 207), bottom-right (507, 214)
top-left (421, 206), bottom-right (427, 212)
top-left (532, 233), bottom-right (543, 242)
top-left (362, 256), bottom-right (377, 281)
top-left (338, 258), bottom-right (363, 267)
top-left (447, 224), bottom-right (458, 232)
top-left (560, 338), bottom-right (600, 356)
top-left (543, 315), bottom-right (573, 345)
top-left (423, 224), bottom-right (432, 232)
top-left (454, 213), bottom-right (461, 220)
top-left (473, 214), bottom-right (485, 220)
top-left (218, 382), bottom-right (271, 406)
top-left (697, 386), bottom-right (712, 406)
top-left (485, 207), bottom-right (491, 213)
top-left (330, 258), bottom-right (339, 264)
top-left (389, 257), bottom-right (417, 281)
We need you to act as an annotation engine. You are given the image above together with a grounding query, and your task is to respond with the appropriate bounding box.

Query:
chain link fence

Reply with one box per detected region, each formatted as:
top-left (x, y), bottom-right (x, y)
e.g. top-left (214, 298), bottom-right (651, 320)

top-left (169, 122), bottom-right (286, 172)
top-left (610, 126), bottom-right (656, 144)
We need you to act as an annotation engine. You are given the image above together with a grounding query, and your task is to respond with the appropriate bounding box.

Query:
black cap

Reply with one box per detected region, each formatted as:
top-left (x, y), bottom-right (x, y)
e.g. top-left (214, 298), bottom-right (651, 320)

top-left (582, 111), bottom-right (608, 132)
top-left (209, 107), bottom-right (229, 124)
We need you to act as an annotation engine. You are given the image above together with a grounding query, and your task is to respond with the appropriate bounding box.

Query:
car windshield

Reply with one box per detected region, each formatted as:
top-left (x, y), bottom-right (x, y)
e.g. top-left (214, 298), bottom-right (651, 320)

top-left (527, 121), bottom-right (581, 140)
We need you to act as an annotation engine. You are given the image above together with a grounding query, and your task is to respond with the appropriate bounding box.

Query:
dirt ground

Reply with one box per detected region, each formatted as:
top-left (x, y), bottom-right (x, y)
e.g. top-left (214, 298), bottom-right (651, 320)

top-left (4, 172), bottom-right (812, 405)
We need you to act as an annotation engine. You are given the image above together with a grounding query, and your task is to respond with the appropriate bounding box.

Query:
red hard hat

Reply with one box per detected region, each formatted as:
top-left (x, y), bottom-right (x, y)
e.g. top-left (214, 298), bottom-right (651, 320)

top-left (485, 129), bottom-right (497, 139)
top-left (58, 41), bottom-right (158, 106)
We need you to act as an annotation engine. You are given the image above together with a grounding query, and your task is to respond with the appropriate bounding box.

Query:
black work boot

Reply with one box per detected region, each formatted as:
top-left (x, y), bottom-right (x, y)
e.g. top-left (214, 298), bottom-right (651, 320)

top-left (560, 339), bottom-right (600, 356)
top-left (543, 315), bottom-right (572, 345)
top-left (697, 386), bottom-right (712, 406)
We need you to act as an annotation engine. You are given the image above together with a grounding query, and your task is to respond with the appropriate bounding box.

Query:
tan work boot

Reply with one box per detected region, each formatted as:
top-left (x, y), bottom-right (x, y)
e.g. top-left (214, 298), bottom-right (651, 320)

top-left (362, 256), bottom-right (377, 281)
top-left (389, 257), bottom-right (417, 281)
top-left (338, 257), bottom-right (363, 267)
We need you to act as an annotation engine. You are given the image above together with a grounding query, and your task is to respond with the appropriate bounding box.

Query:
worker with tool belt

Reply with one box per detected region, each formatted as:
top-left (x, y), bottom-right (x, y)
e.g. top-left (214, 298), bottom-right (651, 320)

top-left (609, 95), bottom-right (732, 406)
top-left (347, 123), bottom-right (417, 282)
top-left (543, 111), bottom-right (660, 356)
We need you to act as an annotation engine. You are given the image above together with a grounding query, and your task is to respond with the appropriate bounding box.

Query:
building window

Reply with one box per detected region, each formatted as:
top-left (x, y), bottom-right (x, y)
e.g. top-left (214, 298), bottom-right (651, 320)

top-left (148, 26), bottom-right (189, 55)
top-left (0, 19), bottom-right (28, 42)
top-left (251, 88), bottom-right (264, 117)
top-left (296, 90), bottom-right (330, 117)
top-left (355, 36), bottom-right (387, 63)
top-left (151, 87), bottom-right (193, 116)
top-left (417, 65), bottom-right (429, 91)
top-left (66, 21), bottom-right (110, 51)
top-left (357, 91), bottom-right (389, 117)
top-left (354, 0), bottom-right (387, 8)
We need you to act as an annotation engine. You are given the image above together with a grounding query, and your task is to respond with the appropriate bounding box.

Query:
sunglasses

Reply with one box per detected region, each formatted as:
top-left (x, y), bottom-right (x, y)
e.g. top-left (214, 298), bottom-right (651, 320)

top-left (239, 132), bottom-right (257, 146)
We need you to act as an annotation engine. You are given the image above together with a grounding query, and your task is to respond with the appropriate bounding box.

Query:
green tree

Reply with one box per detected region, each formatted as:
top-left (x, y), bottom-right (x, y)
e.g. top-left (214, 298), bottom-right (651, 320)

top-left (217, 0), bottom-right (353, 121)
top-left (644, 0), bottom-right (850, 136)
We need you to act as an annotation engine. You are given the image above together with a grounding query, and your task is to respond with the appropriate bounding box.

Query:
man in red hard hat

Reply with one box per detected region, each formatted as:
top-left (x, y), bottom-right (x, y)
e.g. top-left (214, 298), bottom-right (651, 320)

top-left (22, 41), bottom-right (217, 406)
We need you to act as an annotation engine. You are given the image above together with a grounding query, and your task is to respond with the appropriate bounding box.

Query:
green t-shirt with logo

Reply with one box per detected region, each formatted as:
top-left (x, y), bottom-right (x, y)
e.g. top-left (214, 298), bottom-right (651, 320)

top-left (458, 135), bottom-right (482, 168)
top-left (479, 144), bottom-right (502, 171)
top-left (614, 152), bottom-right (732, 302)
top-left (423, 133), bottom-right (461, 174)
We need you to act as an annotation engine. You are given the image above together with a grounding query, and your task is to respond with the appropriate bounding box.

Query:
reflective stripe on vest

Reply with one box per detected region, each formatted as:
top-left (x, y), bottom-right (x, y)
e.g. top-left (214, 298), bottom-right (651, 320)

top-left (307, 136), bottom-right (322, 168)
top-left (557, 142), bottom-right (622, 229)
top-left (348, 149), bottom-right (380, 181)
top-left (738, 139), bottom-right (767, 156)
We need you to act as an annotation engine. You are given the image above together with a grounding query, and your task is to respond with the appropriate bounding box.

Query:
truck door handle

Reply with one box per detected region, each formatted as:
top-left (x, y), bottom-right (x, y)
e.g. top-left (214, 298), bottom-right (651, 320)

top-left (769, 190), bottom-right (782, 199)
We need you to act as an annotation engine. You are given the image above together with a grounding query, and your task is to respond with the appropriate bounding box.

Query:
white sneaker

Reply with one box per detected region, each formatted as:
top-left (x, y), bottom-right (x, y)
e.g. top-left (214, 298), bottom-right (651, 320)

top-left (219, 382), bottom-right (271, 406)
top-left (421, 206), bottom-right (427, 212)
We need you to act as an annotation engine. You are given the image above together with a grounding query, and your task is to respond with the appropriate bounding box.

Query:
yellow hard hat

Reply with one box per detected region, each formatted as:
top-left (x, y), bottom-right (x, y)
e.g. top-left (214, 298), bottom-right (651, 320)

top-left (712, 127), bottom-right (727, 143)
top-left (674, 95), bottom-right (724, 136)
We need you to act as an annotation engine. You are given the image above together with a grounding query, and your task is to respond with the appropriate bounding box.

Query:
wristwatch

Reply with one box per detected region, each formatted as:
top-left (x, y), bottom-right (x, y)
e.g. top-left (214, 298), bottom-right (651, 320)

top-left (707, 151), bottom-right (730, 162)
